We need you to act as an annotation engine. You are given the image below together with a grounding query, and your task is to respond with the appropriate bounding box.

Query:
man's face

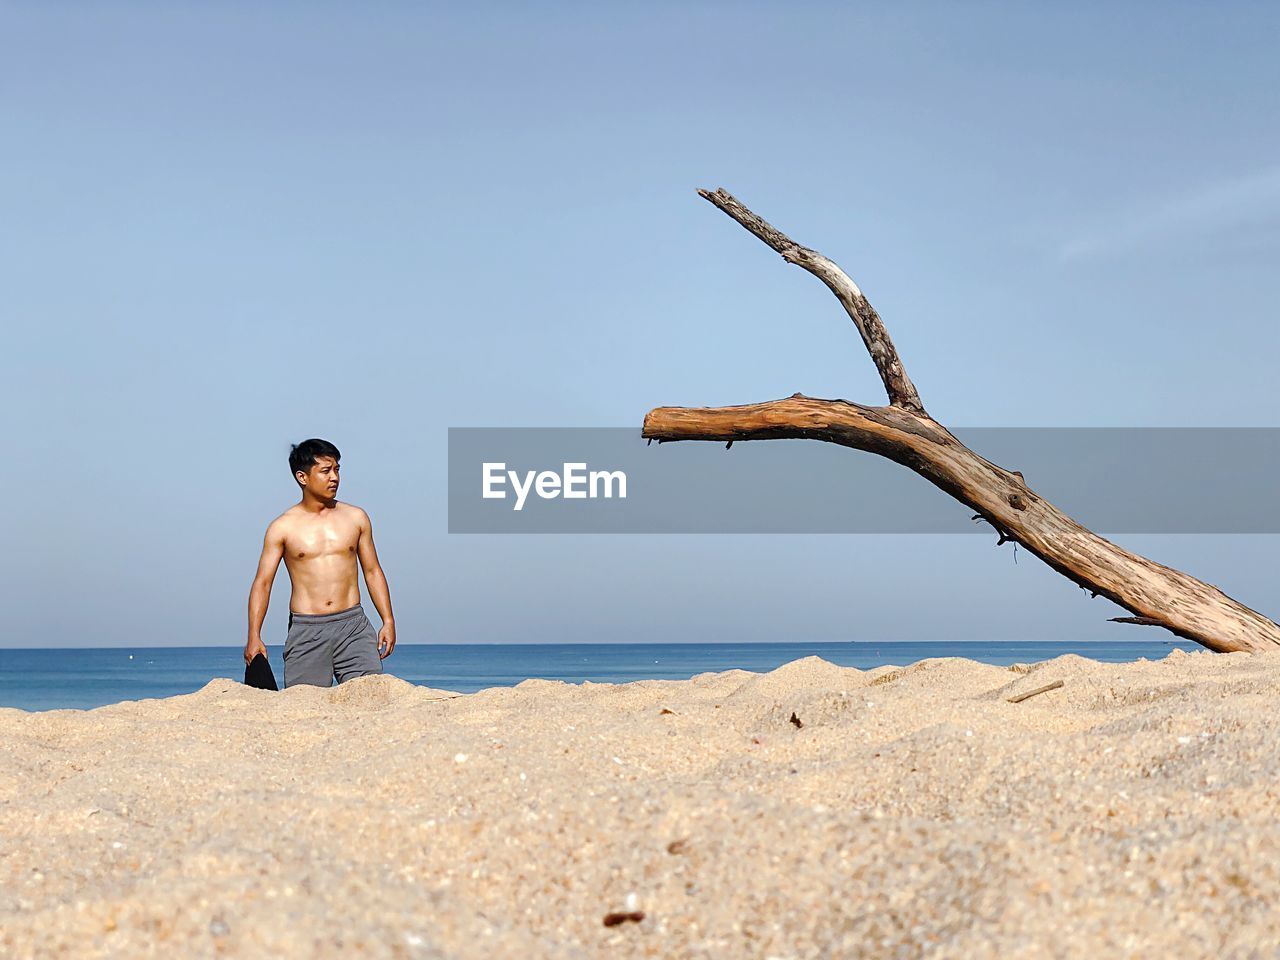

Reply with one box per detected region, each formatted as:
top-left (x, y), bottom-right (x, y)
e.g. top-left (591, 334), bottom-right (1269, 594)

top-left (298, 456), bottom-right (340, 498)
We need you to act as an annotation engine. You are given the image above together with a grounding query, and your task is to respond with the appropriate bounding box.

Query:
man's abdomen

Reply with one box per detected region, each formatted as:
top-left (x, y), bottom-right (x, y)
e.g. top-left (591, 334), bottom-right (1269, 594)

top-left (284, 553), bottom-right (361, 616)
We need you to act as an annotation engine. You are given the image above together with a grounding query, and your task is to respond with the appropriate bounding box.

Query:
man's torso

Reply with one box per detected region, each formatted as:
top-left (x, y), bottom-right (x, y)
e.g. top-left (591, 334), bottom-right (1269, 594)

top-left (277, 501), bottom-right (364, 614)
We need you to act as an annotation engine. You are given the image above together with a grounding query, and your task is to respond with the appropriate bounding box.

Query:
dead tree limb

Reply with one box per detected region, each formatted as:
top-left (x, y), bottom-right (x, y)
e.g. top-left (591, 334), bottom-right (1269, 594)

top-left (699, 190), bottom-right (924, 414)
top-left (642, 188), bottom-right (1280, 655)
top-left (1007, 679), bottom-right (1065, 703)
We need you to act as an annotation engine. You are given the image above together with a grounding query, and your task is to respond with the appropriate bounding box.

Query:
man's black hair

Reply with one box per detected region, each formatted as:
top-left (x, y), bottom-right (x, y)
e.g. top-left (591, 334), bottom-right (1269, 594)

top-left (289, 438), bottom-right (341, 484)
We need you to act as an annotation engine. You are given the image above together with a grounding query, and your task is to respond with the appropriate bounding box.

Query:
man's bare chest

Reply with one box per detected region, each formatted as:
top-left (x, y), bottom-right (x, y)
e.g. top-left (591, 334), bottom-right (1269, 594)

top-left (284, 523), bottom-right (359, 561)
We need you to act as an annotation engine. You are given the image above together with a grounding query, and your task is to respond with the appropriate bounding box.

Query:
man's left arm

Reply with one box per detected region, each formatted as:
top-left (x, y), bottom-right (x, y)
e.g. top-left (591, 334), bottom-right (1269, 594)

top-left (356, 509), bottom-right (396, 659)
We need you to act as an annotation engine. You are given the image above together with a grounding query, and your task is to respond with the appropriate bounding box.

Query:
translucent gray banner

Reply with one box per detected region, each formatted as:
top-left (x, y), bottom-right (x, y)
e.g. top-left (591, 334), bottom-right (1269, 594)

top-left (447, 428), bottom-right (1280, 533)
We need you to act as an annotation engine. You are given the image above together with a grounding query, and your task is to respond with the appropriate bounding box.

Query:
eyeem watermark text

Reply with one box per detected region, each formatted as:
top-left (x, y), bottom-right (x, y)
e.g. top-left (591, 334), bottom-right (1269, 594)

top-left (482, 462), bottom-right (627, 511)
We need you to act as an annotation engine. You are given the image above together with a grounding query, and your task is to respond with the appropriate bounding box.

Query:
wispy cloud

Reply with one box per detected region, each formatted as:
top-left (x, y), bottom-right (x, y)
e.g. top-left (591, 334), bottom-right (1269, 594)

top-left (1058, 167), bottom-right (1280, 262)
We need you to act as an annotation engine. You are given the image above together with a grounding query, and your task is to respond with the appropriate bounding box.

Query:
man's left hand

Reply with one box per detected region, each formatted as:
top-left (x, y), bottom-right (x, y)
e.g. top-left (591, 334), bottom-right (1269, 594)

top-left (378, 622), bottom-right (397, 660)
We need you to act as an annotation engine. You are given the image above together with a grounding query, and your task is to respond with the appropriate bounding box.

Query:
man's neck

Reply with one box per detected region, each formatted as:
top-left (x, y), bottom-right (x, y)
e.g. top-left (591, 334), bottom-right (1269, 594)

top-left (299, 493), bottom-right (336, 514)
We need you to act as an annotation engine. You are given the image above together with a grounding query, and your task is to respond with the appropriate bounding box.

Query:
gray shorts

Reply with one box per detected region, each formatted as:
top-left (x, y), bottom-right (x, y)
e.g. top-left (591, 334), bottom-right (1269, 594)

top-left (284, 604), bottom-right (384, 688)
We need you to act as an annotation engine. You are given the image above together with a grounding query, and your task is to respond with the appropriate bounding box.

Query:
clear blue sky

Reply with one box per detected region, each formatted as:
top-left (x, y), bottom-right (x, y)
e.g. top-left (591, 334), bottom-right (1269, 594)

top-left (3, 2), bottom-right (1278, 647)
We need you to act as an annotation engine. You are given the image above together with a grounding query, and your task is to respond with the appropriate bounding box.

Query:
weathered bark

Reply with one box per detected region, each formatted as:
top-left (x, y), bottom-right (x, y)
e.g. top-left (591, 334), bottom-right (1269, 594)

top-left (643, 189), bottom-right (1280, 654)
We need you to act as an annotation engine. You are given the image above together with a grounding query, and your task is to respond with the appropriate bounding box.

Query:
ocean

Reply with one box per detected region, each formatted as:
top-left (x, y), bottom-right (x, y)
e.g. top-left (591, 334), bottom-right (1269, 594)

top-left (0, 640), bottom-right (1201, 712)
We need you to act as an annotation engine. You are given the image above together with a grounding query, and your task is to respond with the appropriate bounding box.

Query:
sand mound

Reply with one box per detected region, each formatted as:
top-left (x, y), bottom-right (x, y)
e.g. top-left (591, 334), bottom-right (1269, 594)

top-left (3, 649), bottom-right (1280, 958)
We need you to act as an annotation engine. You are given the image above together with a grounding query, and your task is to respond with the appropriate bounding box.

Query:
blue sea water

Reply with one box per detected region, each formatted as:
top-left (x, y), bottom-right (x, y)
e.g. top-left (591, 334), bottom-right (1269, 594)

top-left (0, 640), bottom-right (1201, 712)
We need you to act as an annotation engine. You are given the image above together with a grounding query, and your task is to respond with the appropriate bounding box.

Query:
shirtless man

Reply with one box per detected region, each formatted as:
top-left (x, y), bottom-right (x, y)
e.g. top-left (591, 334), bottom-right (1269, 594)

top-left (243, 438), bottom-right (396, 687)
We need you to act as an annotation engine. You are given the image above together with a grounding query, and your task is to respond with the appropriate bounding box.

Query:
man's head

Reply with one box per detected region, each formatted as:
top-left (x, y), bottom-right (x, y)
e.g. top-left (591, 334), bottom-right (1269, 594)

top-left (289, 439), bottom-right (341, 498)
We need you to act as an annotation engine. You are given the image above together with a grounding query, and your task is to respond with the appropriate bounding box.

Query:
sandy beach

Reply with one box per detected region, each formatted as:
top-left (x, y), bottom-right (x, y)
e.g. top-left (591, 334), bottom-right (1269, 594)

top-left (3, 649), bottom-right (1279, 958)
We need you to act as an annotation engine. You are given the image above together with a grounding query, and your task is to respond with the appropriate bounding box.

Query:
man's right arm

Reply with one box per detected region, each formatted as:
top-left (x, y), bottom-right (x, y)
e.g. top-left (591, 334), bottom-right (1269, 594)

top-left (245, 521), bottom-right (286, 664)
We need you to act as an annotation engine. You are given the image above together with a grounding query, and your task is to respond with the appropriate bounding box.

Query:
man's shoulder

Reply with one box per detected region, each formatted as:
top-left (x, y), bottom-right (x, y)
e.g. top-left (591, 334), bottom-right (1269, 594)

top-left (266, 505), bottom-right (304, 532)
top-left (335, 501), bottom-right (370, 524)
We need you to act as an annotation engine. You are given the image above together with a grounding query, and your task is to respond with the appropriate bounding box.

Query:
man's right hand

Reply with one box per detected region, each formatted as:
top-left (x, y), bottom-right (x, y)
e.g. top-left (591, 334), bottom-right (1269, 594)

top-left (244, 637), bottom-right (267, 665)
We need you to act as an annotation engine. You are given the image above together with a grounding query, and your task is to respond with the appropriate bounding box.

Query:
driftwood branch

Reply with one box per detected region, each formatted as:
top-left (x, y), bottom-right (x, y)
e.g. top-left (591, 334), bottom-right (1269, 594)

top-left (697, 189), bottom-right (924, 414)
top-left (1007, 679), bottom-right (1064, 703)
top-left (644, 189), bottom-right (1280, 655)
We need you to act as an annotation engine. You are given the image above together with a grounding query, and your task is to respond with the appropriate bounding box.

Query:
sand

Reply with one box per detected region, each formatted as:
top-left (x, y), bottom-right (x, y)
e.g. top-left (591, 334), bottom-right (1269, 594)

top-left (2, 649), bottom-right (1279, 959)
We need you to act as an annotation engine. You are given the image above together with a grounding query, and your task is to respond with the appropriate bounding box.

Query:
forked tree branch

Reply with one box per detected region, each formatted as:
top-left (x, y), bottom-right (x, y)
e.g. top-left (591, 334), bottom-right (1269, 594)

top-left (644, 189), bottom-right (1280, 654)
top-left (697, 188), bottom-right (924, 413)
